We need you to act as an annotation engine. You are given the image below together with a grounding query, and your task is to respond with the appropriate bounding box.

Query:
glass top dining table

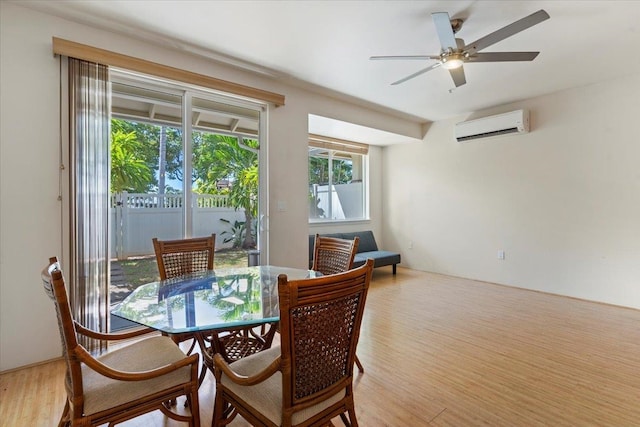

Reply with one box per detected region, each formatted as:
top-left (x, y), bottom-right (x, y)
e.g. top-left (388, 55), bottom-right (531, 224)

top-left (111, 265), bottom-right (319, 334)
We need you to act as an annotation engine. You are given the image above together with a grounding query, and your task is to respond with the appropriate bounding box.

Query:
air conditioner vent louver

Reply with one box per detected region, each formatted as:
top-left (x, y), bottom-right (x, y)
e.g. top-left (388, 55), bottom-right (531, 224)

top-left (455, 109), bottom-right (529, 142)
top-left (456, 127), bottom-right (520, 142)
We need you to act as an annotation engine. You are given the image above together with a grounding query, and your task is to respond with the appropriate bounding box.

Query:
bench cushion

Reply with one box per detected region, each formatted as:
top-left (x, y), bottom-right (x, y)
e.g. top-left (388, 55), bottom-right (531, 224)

top-left (341, 231), bottom-right (378, 252)
top-left (353, 251), bottom-right (401, 268)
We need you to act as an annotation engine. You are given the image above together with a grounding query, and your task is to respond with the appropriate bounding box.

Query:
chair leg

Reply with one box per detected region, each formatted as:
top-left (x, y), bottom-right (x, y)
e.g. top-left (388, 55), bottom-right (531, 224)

top-left (213, 391), bottom-right (225, 427)
top-left (392, 264), bottom-right (397, 275)
top-left (346, 406), bottom-right (359, 427)
top-left (354, 354), bottom-right (364, 373)
top-left (57, 400), bottom-right (70, 427)
top-left (189, 387), bottom-right (201, 427)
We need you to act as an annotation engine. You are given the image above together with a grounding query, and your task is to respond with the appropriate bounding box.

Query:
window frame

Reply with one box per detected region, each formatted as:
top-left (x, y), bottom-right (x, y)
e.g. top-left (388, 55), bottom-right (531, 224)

top-left (308, 135), bottom-right (369, 223)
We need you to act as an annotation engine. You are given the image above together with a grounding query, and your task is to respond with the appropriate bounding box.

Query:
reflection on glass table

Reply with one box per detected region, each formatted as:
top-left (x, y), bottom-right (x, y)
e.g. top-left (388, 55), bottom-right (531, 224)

top-left (111, 266), bottom-right (319, 334)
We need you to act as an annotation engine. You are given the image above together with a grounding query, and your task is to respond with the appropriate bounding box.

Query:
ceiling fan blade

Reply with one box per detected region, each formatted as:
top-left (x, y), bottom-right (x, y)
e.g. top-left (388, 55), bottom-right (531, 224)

top-left (464, 9), bottom-right (550, 55)
top-left (432, 12), bottom-right (458, 50)
top-left (370, 55), bottom-right (440, 61)
top-left (466, 52), bottom-right (540, 62)
top-left (449, 66), bottom-right (466, 87)
top-left (391, 62), bottom-right (441, 85)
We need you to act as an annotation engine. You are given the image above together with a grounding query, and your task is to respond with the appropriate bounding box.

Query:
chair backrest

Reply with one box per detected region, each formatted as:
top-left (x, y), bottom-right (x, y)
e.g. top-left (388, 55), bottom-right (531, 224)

top-left (152, 234), bottom-right (215, 280)
top-left (41, 257), bottom-right (84, 402)
top-left (311, 234), bottom-right (360, 275)
top-left (277, 259), bottom-right (373, 409)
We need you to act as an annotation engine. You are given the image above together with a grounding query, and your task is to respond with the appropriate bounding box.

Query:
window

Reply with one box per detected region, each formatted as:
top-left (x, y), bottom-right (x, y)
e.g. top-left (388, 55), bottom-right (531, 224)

top-left (308, 135), bottom-right (368, 222)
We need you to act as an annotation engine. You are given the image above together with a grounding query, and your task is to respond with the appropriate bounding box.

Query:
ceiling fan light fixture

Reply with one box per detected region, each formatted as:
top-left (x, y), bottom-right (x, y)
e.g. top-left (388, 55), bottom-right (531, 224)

top-left (441, 54), bottom-right (464, 69)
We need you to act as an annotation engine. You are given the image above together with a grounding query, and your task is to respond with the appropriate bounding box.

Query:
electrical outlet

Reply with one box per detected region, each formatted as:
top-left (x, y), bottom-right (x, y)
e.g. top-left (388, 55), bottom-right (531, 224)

top-left (498, 250), bottom-right (505, 260)
top-left (408, 240), bottom-right (413, 249)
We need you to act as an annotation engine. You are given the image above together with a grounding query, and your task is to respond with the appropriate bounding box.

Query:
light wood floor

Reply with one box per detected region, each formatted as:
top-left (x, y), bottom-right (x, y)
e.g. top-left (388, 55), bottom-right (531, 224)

top-left (2, 267), bottom-right (640, 426)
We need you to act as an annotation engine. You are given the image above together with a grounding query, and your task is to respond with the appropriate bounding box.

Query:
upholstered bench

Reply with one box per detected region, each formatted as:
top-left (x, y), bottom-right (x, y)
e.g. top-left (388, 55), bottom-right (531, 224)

top-left (309, 230), bottom-right (400, 274)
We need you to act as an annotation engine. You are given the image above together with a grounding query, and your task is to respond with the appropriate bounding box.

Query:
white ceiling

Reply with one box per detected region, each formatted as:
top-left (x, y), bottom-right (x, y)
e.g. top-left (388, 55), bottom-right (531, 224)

top-left (19, 0), bottom-right (640, 143)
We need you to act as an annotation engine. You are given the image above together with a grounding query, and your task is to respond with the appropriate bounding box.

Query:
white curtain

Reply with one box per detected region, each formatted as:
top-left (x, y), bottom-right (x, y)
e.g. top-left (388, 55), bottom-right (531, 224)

top-left (68, 58), bottom-right (111, 351)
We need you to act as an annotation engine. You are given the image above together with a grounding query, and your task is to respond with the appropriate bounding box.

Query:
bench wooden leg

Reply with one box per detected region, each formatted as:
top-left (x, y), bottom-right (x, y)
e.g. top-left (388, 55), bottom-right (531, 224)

top-left (393, 264), bottom-right (397, 275)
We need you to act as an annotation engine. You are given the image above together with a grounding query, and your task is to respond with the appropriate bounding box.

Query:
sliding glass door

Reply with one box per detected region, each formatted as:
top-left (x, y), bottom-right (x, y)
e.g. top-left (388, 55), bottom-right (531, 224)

top-left (109, 71), bottom-right (267, 330)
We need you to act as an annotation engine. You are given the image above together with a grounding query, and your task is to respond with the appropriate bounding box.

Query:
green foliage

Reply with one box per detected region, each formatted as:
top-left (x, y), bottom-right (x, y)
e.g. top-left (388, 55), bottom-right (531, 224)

top-left (193, 134), bottom-right (259, 248)
top-left (228, 164), bottom-right (258, 218)
top-left (111, 119), bottom-right (183, 192)
top-left (308, 153), bottom-right (353, 185)
top-left (109, 120), bottom-right (260, 248)
top-left (219, 218), bottom-right (246, 248)
top-left (192, 133), bottom-right (258, 202)
top-left (309, 156), bottom-right (329, 185)
top-left (309, 192), bottom-right (325, 219)
top-left (110, 129), bottom-right (152, 193)
top-left (331, 157), bottom-right (353, 184)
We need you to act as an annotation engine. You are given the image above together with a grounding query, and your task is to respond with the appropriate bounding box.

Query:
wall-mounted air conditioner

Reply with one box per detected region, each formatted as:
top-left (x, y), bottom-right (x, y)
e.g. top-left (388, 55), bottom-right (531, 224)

top-left (454, 109), bottom-right (529, 142)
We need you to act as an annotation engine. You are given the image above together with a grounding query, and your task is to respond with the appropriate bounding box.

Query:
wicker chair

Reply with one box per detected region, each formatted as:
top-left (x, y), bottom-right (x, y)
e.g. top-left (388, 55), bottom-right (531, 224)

top-left (41, 257), bottom-right (201, 427)
top-left (311, 234), bottom-right (360, 276)
top-left (152, 234), bottom-right (216, 350)
top-left (311, 234), bottom-right (365, 373)
top-left (212, 259), bottom-right (374, 427)
top-left (152, 235), bottom-right (276, 385)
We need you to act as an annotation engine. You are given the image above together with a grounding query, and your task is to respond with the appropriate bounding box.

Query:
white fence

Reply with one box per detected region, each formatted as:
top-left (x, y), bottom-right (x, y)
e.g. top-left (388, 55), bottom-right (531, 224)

top-left (110, 192), bottom-right (245, 259)
top-left (310, 182), bottom-right (364, 220)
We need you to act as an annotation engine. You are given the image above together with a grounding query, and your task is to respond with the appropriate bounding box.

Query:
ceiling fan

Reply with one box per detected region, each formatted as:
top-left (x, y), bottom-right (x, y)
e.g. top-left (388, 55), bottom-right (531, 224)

top-left (370, 9), bottom-right (550, 88)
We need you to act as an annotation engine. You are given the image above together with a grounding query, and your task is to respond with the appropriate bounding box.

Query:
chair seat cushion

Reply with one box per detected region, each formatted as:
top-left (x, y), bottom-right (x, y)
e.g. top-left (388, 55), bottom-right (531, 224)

top-left (221, 347), bottom-right (345, 425)
top-left (81, 335), bottom-right (192, 415)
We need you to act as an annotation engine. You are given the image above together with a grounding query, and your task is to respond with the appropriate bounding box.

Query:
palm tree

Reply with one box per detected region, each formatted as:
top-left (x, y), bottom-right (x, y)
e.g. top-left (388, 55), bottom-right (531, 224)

top-left (111, 118), bottom-right (184, 194)
top-left (193, 133), bottom-right (258, 249)
top-left (110, 129), bottom-right (152, 193)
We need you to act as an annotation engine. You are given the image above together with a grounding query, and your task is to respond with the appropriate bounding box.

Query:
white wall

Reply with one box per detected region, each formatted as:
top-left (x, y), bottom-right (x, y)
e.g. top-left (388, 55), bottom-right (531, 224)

top-left (383, 73), bottom-right (640, 309)
top-left (0, 3), bottom-right (422, 371)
